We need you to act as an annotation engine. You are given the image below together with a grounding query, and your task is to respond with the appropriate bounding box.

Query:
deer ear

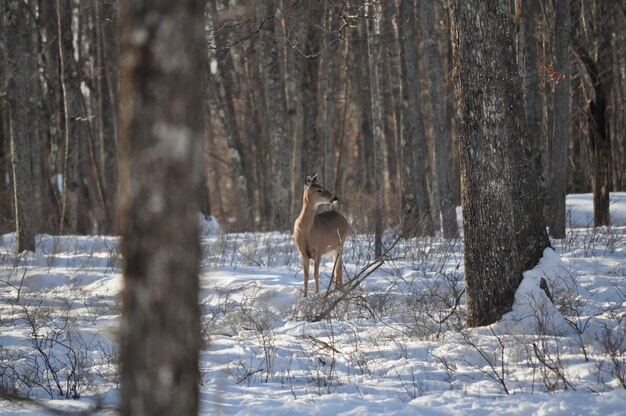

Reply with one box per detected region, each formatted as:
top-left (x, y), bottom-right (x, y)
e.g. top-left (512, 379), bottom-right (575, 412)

top-left (305, 173), bottom-right (318, 187)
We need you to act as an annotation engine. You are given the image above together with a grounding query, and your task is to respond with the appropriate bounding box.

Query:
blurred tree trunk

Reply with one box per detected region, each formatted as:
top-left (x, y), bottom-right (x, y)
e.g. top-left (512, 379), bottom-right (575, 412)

top-left (366, 3), bottom-right (384, 258)
top-left (260, 0), bottom-right (291, 230)
top-left (547, 0), bottom-right (570, 238)
top-left (420, 0), bottom-right (457, 238)
top-left (5, 0), bottom-right (35, 252)
top-left (118, 0), bottom-right (204, 414)
top-left (398, 0), bottom-right (433, 237)
top-left (300, 1), bottom-right (324, 178)
top-left (449, 0), bottom-right (550, 327)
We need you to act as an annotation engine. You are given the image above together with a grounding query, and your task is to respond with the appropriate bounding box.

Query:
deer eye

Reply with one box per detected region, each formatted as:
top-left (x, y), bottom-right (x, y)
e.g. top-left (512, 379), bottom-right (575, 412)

top-left (316, 189), bottom-right (322, 194)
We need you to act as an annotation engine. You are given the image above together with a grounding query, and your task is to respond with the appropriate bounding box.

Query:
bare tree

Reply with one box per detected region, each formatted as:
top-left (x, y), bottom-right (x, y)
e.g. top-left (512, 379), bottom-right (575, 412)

top-left (208, 0), bottom-right (254, 227)
top-left (118, 0), bottom-right (205, 414)
top-left (367, 2), bottom-right (384, 257)
top-left (547, 0), bottom-right (570, 238)
top-left (56, 0), bottom-right (83, 234)
top-left (5, 0), bottom-right (35, 252)
top-left (300, 1), bottom-right (324, 179)
top-left (260, 0), bottom-right (291, 230)
top-left (398, 0), bottom-right (433, 237)
top-left (95, 0), bottom-right (119, 234)
top-left (573, 0), bottom-right (615, 227)
top-left (518, 0), bottom-right (546, 205)
top-left (420, 0), bottom-right (457, 238)
top-left (449, 0), bottom-right (550, 326)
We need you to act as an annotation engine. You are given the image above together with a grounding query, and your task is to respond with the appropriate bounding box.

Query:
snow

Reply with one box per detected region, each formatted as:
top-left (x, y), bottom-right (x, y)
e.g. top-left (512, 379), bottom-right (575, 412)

top-left (1, 193), bottom-right (626, 415)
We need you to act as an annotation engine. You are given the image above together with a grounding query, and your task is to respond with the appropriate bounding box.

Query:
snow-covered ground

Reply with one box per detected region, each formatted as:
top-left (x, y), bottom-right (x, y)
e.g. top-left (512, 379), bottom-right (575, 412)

top-left (1, 194), bottom-right (626, 415)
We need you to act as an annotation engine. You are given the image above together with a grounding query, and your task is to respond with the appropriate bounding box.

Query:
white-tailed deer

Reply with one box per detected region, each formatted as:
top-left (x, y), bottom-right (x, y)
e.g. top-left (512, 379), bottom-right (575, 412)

top-left (294, 173), bottom-right (349, 297)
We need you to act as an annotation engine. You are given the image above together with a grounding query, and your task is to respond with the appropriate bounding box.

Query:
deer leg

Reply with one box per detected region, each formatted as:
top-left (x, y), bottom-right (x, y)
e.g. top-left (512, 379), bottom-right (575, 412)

top-left (302, 255), bottom-right (310, 297)
top-left (314, 254), bottom-right (321, 294)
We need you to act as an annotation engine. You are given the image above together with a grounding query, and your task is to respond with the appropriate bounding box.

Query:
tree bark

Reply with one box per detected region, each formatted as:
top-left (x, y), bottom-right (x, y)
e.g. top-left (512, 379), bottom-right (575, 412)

top-left (5, 0), bottom-right (35, 252)
top-left (96, 0), bottom-right (118, 234)
top-left (209, 0), bottom-right (254, 228)
top-left (300, 0), bottom-right (324, 178)
top-left (56, 0), bottom-right (83, 234)
top-left (449, 0), bottom-right (550, 327)
top-left (260, 0), bottom-right (291, 230)
top-left (380, 1), bottom-right (401, 210)
top-left (118, 0), bottom-right (204, 414)
top-left (547, 0), bottom-right (570, 238)
top-left (573, 1), bottom-right (614, 227)
top-left (398, 0), bottom-right (433, 237)
top-left (420, 0), bottom-right (458, 238)
top-left (367, 3), bottom-right (384, 258)
top-left (519, 0), bottom-right (546, 210)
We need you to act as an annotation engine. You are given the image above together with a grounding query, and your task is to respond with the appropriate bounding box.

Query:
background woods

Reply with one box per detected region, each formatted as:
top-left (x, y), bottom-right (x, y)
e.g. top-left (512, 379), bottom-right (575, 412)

top-left (1, 0), bottom-right (625, 238)
top-left (1, 1), bottom-right (626, 412)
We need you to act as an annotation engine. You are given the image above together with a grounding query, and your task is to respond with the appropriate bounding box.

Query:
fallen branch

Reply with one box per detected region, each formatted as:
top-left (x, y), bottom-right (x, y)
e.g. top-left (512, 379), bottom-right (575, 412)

top-left (311, 238), bottom-right (399, 322)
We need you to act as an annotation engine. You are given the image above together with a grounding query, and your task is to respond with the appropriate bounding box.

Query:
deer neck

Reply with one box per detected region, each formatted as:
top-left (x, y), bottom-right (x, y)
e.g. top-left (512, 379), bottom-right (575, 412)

top-left (296, 194), bottom-right (317, 232)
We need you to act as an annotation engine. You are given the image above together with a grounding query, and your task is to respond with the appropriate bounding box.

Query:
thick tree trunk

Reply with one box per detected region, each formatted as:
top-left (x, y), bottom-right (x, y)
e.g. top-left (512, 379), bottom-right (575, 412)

top-left (260, 0), bottom-right (291, 230)
top-left (449, 0), bottom-right (550, 327)
top-left (547, 0), bottom-right (570, 238)
top-left (398, 0), bottom-right (433, 237)
top-left (420, 0), bottom-right (458, 238)
top-left (5, 0), bottom-right (35, 252)
top-left (118, 0), bottom-right (204, 414)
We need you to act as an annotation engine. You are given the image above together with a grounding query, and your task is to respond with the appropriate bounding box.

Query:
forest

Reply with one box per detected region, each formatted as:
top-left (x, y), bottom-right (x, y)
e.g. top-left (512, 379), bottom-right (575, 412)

top-left (2, 0), bottom-right (625, 239)
top-left (1, 0), bottom-right (626, 415)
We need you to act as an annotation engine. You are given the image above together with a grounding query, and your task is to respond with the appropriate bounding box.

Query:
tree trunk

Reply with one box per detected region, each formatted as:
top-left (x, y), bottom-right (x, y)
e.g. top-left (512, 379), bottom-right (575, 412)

top-left (56, 0), bottom-right (82, 234)
top-left (574, 1), bottom-right (614, 227)
top-left (209, 0), bottom-right (254, 228)
top-left (366, 4), bottom-right (384, 258)
top-left (300, 1), bottom-right (324, 179)
top-left (449, 0), bottom-right (550, 327)
top-left (118, 0), bottom-right (204, 414)
top-left (420, 0), bottom-right (458, 238)
top-left (398, 0), bottom-right (433, 237)
top-left (519, 0), bottom-right (546, 210)
top-left (547, 0), bottom-right (570, 238)
top-left (96, 0), bottom-right (118, 234)
top-left (260, 0), bottom-right (291, 230)
top-left (323, 3), bottom-right (342, 191)
top-left (5, 0), bottom-right (35, 252)
top-left (380, 1), bottom-right (401, 212)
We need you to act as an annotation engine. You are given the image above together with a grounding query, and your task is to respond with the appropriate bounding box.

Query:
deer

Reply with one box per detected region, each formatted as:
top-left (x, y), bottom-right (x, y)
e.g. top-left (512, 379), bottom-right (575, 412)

top-left (294, 173), bottom-right (349, 297)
